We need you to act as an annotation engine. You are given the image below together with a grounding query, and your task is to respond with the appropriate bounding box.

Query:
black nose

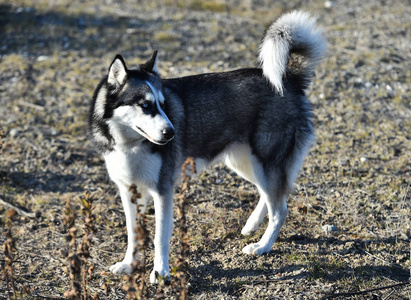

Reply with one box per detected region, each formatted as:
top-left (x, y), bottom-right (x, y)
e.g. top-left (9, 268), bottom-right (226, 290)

top-left (162, 127), bottom-right (175, 140)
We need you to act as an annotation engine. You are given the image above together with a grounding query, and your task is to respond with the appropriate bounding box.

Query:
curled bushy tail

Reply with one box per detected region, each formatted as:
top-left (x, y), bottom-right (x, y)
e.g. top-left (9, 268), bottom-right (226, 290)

top-left (259, 11), bottom-right (327, 95)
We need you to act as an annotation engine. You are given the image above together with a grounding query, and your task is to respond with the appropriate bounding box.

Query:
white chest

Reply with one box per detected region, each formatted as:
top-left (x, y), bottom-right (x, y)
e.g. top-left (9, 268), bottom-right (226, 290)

top-left (103, 146), bottom-right (162, 189)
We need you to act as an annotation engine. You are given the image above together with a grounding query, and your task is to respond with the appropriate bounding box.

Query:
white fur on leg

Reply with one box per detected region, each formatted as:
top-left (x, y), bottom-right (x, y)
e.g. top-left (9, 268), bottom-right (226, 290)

top-left (242, 195), bottom-right (288, 255)
top-left (109, 185), bottom-right (138, 274)
top-left (135, 188), bottom-right (150, 215)
top-left (224, 144), bottom-right (270, 236)
top-left (241, 198), bottom-right (267, 235)
top-left (150, 191), bottom-right (173, 284)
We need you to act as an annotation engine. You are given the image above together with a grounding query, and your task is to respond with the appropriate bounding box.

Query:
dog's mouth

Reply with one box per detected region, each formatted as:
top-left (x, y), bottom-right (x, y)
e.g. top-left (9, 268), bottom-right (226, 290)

top-left (136, 126), bottom-right (170, 146)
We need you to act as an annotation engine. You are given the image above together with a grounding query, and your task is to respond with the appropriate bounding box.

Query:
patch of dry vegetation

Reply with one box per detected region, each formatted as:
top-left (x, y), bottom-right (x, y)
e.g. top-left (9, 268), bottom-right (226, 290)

top-left (63, 192), bottom-right (97, 299)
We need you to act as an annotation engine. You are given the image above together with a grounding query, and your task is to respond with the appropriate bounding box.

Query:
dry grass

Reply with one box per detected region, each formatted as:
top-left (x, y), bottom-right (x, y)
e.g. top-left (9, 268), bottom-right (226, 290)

top-left (0, 0), bottom-right (410, 299)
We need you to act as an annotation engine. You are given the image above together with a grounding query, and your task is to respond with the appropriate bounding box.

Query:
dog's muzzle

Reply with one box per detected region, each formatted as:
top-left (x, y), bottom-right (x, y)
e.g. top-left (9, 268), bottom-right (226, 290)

top-left (162, 127), bottom-right (175, 142)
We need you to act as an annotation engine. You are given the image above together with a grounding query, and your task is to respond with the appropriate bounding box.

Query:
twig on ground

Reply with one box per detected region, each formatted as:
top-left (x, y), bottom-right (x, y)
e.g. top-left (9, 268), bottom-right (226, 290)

top-left (17, 100), bottom-right (46, 111)
top-left (321, 282), bottom-right (410, 299)
top-left (28, 292), bottom-right (67, 299)
top-left (232, 278), bottom-right (293, 296)
top-left (0, 197), bottom-right (36, 218)
top-left (363, 249), bottom-right (405, 271)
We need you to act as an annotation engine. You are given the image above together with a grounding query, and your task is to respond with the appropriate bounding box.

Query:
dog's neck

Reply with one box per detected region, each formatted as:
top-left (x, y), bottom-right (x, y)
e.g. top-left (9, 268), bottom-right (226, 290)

top-left (107, 120), bottom-right (146, 152)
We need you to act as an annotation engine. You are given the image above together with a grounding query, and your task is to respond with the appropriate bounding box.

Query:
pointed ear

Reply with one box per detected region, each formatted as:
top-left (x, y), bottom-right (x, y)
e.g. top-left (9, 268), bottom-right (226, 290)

top-left (141, 50), bottom-right (159, 74)
top-left (108, 54), bottom-right (128, 86)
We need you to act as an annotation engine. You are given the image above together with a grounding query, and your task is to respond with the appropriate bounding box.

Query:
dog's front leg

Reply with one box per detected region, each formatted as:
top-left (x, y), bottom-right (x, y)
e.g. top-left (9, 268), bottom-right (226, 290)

top-left (109, 185), bottom-right (137, 275)
top-left (150, 189), bottom-right (173, 284)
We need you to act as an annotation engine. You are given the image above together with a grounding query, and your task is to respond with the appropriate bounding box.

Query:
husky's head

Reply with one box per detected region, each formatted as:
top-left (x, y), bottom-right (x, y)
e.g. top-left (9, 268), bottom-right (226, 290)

top-left (92, 51), bottom-right (175, 148)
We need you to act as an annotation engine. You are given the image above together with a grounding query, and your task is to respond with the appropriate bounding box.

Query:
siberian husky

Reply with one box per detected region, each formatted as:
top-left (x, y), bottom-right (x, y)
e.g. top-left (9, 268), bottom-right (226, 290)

top-left (89, 11), bottom-right (326, 283)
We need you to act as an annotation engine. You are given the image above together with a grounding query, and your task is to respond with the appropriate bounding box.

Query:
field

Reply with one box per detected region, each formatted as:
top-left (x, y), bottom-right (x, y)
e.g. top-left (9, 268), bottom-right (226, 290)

top-left (0, 0), bottom-right (410, 299)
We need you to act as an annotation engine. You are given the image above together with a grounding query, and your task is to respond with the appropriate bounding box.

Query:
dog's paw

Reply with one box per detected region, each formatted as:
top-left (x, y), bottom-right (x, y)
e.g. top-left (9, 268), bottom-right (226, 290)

top-left (242, 243), bottom-right (269, 255)
top-left (150, 269), bottom-right (170, 285)
top-left (109, 261), bottom-right (133, 275)
top-left (241, 224), bottom-right (257, 236)
top-left (241, 215), bottom-right (264, 236)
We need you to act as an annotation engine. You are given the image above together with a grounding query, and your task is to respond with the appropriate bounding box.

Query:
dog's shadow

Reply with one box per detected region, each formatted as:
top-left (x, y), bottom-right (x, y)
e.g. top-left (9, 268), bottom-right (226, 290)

top-left (187, 235), bottom-right (410, 295)
top-left (187, 258), bottom-right (306, 295)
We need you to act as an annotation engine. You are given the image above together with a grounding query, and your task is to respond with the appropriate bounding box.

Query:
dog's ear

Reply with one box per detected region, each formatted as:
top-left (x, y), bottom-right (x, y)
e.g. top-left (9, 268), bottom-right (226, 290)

top-left (108, 54), bottom-right (128, 86)
top-left (141, 50), bottom-right (159, 75)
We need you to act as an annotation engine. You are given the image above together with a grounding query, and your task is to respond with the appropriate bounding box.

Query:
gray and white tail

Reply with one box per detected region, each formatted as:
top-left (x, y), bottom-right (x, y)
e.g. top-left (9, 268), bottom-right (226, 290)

top-left (259, 11), bottom-right (327, 95)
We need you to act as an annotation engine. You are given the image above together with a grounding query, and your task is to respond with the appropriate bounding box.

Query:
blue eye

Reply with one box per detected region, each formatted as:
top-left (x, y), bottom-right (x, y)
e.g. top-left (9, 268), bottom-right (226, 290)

top-left (141, 102), bottom-right (150, 109)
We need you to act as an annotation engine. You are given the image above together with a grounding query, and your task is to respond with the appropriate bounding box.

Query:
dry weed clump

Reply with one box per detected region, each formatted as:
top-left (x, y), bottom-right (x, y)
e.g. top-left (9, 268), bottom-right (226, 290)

top-left (171, 157), bottom-right (196, 299)
top-left (122, 184), bottom-right (150, 300)
top-left (1, 210), bottom-right (30, 299)
top-left (79, 191), bottom-right (97, 299)
top-left (0, 121), bottom-right (4, 152)
top-left (63, 192), bottom-right (97, 300)
top-left (2, 211), bottom-right (17, 300)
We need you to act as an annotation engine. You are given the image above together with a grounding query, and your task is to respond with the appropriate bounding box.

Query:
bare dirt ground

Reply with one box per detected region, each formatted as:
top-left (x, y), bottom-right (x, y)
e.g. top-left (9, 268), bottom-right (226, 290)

top-left (0, 0), bottom-right (410, 299)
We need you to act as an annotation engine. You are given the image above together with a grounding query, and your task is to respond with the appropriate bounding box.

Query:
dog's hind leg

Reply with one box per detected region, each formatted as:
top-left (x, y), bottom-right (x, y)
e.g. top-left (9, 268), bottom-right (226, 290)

top-left (225, 145), bottom-right (268, 235)
top-left (241, 133), bottom-right (312, 255)
top-left (242, 187), bottom-right (288, 255)
top-left (241, 162), bottom-right (291, 255)
top-left (241, 197), bottom-right (268, 236)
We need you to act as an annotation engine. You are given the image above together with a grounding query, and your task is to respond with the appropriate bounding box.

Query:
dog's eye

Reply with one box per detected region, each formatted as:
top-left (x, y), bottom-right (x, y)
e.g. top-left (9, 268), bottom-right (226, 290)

top-left (141, 102), bottom-right (151, 109)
